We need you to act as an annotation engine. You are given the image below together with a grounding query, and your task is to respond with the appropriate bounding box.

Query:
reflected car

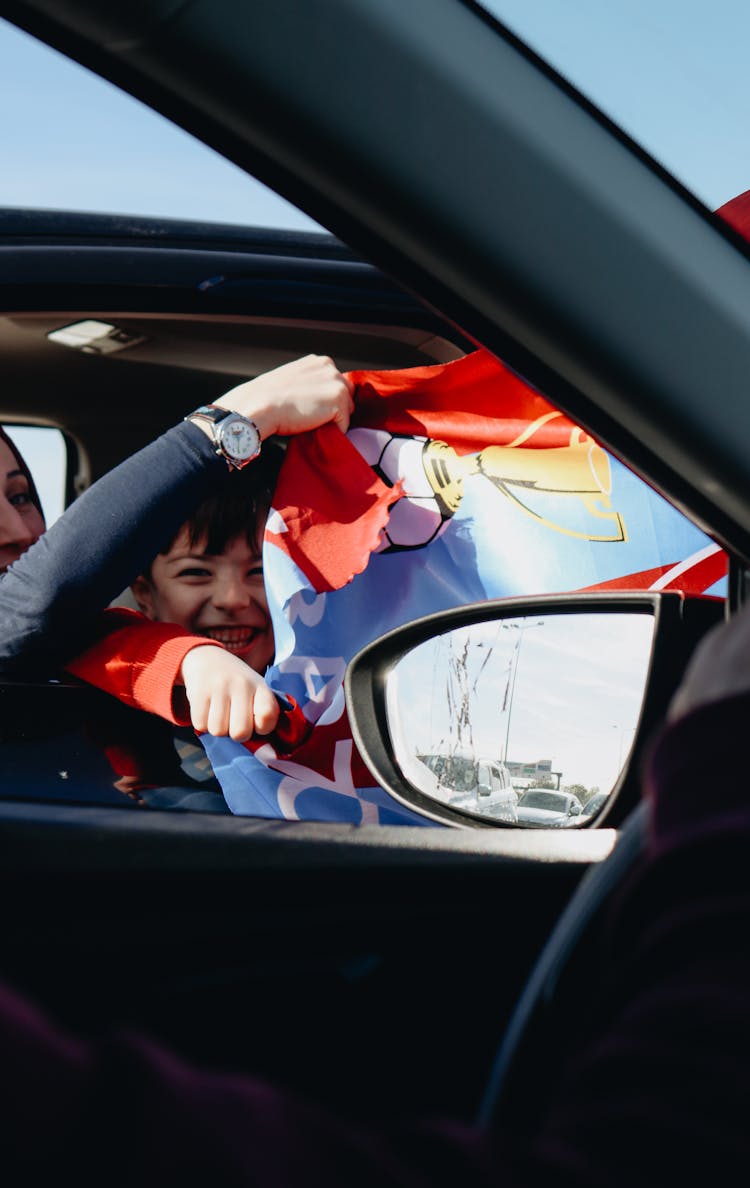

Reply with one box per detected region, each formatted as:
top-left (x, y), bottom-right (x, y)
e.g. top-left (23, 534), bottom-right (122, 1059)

top-left (454, 757), bottom-right (518, 823)
top-left (581, 792), bottom-right (610, 819)
top-left (417, 753), bottom-right (518, 822)
top-left (516, 789), bottom-right (583, 828)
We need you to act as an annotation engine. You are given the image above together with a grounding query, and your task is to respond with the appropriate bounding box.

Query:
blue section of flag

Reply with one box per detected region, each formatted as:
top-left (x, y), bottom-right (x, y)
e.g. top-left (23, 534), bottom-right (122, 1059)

top-left (201, 428), bottom-right (722, 824)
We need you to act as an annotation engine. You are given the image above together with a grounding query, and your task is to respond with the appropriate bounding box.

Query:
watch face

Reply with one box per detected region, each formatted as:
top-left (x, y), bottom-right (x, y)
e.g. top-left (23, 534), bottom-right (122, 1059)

top-left (218, 415), bottom-right (261, 462)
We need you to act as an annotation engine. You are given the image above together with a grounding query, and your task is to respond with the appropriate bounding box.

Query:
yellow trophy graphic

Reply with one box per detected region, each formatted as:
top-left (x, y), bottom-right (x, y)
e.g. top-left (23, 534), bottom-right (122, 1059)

top-left (372, 418), bottom-right (627, 552)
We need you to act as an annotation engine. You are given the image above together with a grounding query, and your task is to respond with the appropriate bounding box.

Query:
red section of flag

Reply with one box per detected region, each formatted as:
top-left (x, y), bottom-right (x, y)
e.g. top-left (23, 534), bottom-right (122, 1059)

top-left (267, 349), bottom-right (580, 592)
top-left (581, 564), bottom-right (677, 592)
top-left (580, 547), bottom-right (727, 594)
top-left (347, 349), bottom-right (575, 453)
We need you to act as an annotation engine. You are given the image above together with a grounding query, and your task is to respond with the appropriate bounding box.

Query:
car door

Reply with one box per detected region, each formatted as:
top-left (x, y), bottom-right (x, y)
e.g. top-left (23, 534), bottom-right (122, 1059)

top-left (1, 0), bottom-right (749, 1122)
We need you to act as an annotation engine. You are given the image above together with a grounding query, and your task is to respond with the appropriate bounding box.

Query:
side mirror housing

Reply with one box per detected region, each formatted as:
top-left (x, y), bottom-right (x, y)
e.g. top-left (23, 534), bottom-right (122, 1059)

top-left (344, 592), bottom-right (722, 829)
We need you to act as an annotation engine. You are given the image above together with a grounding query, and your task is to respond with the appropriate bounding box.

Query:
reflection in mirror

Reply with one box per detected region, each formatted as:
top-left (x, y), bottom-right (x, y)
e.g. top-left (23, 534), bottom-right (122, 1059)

top-left (385, 612), bottom-right (655, 826)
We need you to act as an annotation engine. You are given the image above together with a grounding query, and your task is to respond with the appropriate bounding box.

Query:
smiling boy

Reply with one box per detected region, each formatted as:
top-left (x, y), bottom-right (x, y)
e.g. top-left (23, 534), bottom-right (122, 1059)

top-left (65, 442), bottom-right (312, 760)
top-left (60, 353), bottom-right (354, 758)
top-left (135, 531), bottom-right (273, 669)
top-left (131, 444), bottom-right (278, 665)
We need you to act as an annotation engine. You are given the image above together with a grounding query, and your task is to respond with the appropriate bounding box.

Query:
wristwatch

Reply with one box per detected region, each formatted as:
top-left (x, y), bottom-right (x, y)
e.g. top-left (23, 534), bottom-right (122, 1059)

top-left (185, 404), bottom-right (262, 470)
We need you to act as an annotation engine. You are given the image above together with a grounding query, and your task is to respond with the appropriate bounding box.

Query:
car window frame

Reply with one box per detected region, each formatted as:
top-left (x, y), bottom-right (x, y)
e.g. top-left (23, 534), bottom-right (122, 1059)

top-left (0, 0), bottom-right (745, 842)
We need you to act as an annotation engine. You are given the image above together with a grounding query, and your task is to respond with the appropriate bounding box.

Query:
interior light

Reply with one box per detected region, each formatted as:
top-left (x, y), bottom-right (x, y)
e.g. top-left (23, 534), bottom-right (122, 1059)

top-left (47, 320), bottom-right (146, 354)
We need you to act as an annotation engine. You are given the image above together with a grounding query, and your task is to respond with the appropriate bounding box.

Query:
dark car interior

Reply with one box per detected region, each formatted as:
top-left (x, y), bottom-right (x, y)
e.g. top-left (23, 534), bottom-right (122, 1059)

top-left (0, 210), bottom-right (640, 1121)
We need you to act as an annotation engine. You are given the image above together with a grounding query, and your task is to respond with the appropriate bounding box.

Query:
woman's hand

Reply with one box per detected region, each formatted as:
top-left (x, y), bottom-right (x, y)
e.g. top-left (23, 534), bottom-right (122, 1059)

top-left (213, 354), bottom-right (354, 441)
top-left (178, 644), bottom-right (280, 742)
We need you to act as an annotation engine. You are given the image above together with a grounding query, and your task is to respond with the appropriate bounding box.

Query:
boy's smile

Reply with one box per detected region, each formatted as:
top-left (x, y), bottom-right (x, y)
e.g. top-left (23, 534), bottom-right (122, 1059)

top-left (132, 529), bottom-right (275, 674)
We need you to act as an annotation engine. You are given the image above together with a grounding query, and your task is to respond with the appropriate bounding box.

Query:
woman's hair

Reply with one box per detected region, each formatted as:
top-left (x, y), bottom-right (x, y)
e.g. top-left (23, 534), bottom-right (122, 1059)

top-left (0, 426), bottom-right (45, 525)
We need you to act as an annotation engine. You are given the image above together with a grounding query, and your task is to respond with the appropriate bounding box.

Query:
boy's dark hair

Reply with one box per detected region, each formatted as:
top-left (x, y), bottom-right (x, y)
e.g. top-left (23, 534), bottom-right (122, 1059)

top-left (145, 443), bottom-right (285, 575)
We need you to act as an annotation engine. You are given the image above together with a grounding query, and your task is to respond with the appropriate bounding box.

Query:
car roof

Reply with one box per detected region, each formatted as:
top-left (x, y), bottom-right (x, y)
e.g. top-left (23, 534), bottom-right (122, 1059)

top-left (0, 207), bottom-right (466, 479)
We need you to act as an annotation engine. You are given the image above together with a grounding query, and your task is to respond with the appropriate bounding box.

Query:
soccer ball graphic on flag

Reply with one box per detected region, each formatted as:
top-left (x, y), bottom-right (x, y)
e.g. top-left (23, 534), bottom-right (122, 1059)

top-left (347, 428), bottom-right (465, 552)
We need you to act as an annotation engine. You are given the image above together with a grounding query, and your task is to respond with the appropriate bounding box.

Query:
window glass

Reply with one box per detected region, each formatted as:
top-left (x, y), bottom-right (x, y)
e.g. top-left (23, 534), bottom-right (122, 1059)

top-left (0, 17), bottom-right (321, 231)
top-left (0, 10), bottom-right (727, 826)
top-left (482, 0), bottom-right (750, 214)
top-left (2, 425), bottom-right (65, 527)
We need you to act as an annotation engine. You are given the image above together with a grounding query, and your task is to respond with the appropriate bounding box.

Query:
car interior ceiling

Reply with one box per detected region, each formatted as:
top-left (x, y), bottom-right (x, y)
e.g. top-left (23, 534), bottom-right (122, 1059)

top-left (0, 311), bottom-right (465, 481)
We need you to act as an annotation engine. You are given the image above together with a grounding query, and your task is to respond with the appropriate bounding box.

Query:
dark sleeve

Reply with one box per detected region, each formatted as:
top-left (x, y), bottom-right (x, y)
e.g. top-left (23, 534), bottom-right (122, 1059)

top-left (0, 421), bottom-right (227, 671)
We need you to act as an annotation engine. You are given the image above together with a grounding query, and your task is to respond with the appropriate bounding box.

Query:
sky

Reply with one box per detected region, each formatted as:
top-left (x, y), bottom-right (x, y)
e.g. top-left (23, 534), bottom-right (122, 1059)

top-left (0, 15), bottom-right (319, 230)
top-left (2, 4), bottom-right (750, 230)
top-left (3, 426), bottom-right (66, 525)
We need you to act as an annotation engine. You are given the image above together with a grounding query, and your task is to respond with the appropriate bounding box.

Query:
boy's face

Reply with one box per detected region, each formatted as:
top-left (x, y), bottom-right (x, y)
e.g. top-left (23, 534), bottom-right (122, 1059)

top-left (131, 528), bottom-right (274, 673)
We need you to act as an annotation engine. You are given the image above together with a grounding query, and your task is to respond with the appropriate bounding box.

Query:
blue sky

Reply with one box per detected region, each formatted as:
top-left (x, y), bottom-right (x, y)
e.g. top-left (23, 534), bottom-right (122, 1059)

top-left (0, 15), bottom-right (319, 230)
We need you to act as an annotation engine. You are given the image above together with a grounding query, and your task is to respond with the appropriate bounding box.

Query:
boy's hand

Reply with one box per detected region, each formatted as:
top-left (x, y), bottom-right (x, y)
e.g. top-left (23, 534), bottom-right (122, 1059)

top-left (178, 645), bottom-right (280, 742)
top-left (214, 354), bottom-right (354, 440)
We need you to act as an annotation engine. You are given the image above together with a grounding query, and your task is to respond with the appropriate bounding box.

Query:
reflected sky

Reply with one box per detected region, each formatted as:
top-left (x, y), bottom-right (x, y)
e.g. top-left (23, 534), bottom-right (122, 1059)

top-left (387, 612), bottom-right (654, 792)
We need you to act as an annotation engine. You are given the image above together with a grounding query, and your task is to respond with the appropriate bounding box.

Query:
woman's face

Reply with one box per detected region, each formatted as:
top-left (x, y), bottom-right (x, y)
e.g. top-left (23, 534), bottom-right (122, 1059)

top-left (0, 437), bottom-right (45, 573)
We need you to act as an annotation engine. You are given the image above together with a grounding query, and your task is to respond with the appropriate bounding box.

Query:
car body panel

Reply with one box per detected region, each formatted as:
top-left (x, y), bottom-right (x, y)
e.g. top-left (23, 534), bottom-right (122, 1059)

top-left (516, 789), bottom-right (582, 828)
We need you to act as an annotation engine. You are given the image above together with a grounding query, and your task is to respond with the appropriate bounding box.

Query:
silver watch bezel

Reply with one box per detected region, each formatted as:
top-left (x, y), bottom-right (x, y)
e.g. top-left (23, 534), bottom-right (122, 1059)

top-left (186, 405), bottom-right (262, 470)
top-left (214, 412), bottom-right (262, 468)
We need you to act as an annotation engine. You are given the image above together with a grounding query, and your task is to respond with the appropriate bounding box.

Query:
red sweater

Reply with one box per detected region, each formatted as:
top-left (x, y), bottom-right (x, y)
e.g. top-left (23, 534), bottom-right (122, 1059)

top-left (66, 608), bottom-right (211, 726)
top-left (66, 607), bottom-right (310, 758)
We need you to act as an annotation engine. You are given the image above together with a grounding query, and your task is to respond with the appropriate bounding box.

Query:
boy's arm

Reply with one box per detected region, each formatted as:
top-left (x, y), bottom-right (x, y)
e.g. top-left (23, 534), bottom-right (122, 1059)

top-left (65, 608), bottom-right (220, 726)
top-left (0, 355), bottom-right (353, 672)
top-left (66, 608), bottom-right (310, 749)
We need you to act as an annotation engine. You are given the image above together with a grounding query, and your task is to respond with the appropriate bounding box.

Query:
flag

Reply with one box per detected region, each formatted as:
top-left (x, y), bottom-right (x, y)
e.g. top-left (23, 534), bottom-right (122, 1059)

top-left (201, 350), bottom-right (724, 823)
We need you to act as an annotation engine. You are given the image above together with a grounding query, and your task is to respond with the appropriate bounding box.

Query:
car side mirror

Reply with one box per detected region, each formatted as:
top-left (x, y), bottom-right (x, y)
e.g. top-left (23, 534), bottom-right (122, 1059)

top-left (344, 592), bottom-right (723, 828)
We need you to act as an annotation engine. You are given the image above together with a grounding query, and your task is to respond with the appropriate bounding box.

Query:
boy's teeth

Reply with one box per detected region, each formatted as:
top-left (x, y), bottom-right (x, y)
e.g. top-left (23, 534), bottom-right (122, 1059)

top-left (203, 627), bottom-right (254, 646)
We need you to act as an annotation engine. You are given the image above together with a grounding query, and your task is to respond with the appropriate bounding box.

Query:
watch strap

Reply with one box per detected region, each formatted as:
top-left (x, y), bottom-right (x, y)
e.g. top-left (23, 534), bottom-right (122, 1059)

top-left (185, 404), bottom-right (233, 425)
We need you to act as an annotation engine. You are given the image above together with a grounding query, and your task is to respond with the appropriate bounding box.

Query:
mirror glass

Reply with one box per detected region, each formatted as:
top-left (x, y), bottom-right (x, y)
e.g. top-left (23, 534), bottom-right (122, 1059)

top-left (385, 612), bottom-right (655, 826)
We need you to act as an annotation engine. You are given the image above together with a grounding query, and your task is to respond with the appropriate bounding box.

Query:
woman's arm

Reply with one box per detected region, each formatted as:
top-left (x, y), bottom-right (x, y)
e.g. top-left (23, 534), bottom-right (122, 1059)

top-left (0, 355), bottom-right (353, 671)
top-left (0, 422), bottom-right (224, 670)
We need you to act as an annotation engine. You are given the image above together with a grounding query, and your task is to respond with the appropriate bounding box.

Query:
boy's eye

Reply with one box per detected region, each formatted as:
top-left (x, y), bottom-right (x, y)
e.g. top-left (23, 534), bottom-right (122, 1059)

top-left (176, 565), bottom-right (212, 579)
top-left (248, 565), bottom-right (264, 578)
